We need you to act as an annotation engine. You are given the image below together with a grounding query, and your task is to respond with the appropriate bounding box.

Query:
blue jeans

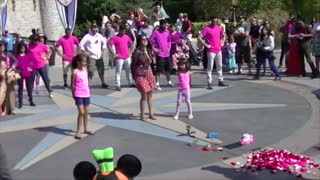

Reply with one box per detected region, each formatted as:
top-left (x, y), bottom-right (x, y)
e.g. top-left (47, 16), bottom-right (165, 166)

top-left (32, 65), bottom-right (52, 93)
top-left (256, 50), bottom-right (280, 77)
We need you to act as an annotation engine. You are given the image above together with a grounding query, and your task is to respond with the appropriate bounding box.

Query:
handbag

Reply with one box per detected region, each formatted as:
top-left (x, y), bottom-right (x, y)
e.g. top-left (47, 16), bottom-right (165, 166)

top-left (135, 65), bottom-right (148, 76)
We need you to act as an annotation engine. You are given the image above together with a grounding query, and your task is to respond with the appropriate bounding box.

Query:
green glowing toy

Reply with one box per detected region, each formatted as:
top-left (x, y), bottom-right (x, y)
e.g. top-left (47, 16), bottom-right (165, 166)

top-left (92, 147), bottom-right (114, 173)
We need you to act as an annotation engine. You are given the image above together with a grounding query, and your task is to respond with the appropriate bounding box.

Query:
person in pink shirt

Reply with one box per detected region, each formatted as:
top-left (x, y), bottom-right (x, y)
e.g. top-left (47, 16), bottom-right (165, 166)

top-left (15, 43), bottom-right (36, 109)
top-left (55, 28), bottom-right (80, 88)
top-left (173, 60), bottom-right (193, 120)
top-left (28, 34), bottom-right (53, 98)
top-left (108, 24), bottom-right (135, 91)
top-left (149, 19), bottom-right (172, 91)
top-left (71, 54), bottom-right (94, 139)
top-left (198, 16), bottom-right (227, 89)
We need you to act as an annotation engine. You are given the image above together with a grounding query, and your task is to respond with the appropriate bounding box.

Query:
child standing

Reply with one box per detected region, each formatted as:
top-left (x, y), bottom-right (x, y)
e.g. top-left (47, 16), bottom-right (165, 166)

top-left (71, 54), bottom-right (94, 139)
top-left (226, 37), bottom-right (237, 73)
top-left (173, 60), bottom-right (193, 120)
top-left (313, 26), bottom-right (320, 74)
top-left (15, 43), bottom-right (36, 108)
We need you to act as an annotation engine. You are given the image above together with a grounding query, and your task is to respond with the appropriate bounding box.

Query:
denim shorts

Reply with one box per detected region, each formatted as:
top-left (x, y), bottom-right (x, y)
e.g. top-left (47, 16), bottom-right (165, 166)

top-left (74, 97), bottom-right (90, 106)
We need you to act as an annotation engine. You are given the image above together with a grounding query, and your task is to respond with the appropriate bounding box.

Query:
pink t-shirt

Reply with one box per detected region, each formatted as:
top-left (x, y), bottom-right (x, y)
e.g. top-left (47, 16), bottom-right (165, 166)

top-left (73, 68), bottom-right (90, 98)
top-left (28, 42), bottom-right (49, 69)
top-left (178, 71), bottom-right (190, 90)
top-left (15, 54), bottom-right (33, 78)
top-left (201, 25), bottom-right (223, 53)
top-left (149, 29), bottom-right (171, 58)
top-left (108, 34), bottom-right (132, 59)
top-left (55, 35), bottom-right (79, 61)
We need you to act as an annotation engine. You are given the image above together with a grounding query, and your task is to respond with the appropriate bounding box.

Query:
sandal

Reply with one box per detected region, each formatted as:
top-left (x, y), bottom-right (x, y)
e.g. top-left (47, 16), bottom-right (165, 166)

top-left (149, 115), bottom-right (157, 120)
top-left (84, 130), bottom-right (95, 135)
top-left (140, 115), bottom-right (147, 121)
top-left (74, 134), bottom-right (82, 139)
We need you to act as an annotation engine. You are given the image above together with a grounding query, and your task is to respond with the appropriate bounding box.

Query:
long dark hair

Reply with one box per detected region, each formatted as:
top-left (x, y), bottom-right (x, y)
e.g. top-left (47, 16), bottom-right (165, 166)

top-left (71, 53), bottom-right (87, 69)
top-left (260, 26), bottom-right (272, 41)
top-left (16, 43), bottom-right (28, 54)
top-left (136, 35), bottom-right (152, 55)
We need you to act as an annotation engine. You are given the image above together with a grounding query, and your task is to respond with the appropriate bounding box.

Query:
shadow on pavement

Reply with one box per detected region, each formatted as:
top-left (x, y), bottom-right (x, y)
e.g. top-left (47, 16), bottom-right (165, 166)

top-left (34, 126), bottom-right (74, 136)
top-left (201, 165), bottom-right (302, 180)
top-left (90, 111), bottom-right (135, 120)
top-left (312, 89), bottom-right (320, 100)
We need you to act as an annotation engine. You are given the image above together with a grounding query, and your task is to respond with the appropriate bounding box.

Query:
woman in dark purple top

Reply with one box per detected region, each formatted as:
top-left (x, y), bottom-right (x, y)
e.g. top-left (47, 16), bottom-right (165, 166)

top-left (170, 24), bottom-right (185, 54)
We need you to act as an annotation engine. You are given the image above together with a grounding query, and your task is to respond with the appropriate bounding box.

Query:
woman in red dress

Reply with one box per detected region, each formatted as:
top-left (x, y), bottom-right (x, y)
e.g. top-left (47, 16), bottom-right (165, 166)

top-left (286, 35), bottom-right (303, 76)
top-left (286, 20), bottom-right (304, 76)
top-left (131, 35), bottom-right (157, 121)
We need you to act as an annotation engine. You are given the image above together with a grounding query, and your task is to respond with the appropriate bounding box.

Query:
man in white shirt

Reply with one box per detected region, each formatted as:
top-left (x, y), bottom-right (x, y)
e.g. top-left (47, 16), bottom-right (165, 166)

top-left (80, 23), bottom-right (108, 88)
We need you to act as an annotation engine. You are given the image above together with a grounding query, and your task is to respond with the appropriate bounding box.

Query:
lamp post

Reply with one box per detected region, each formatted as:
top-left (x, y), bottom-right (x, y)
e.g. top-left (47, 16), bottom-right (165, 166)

top-left (231, 0), bottom-right (238, 27)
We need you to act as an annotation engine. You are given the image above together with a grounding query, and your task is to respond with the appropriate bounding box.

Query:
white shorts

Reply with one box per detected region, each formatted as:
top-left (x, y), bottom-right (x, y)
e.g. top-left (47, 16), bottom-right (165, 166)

top-left (62, 61), bottom-right (71, 74)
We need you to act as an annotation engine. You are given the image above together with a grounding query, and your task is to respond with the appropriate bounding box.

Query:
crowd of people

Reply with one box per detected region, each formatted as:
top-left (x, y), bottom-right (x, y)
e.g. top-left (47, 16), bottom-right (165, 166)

top-left (0, 4), bottom-right (319, 130)
top-left (1, 3), bottom-right (320, 179)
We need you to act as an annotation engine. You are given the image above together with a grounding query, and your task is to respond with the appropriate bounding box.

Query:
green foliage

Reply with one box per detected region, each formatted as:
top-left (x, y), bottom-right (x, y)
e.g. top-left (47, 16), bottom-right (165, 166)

top-left (74, 0), bottom-right (320, 40)
top-left (192, 22), bottom-right (207, 37)
top-left (74, 0), bottom-right (153, 37)
top-left (281, 0), bottom-right (320, 22)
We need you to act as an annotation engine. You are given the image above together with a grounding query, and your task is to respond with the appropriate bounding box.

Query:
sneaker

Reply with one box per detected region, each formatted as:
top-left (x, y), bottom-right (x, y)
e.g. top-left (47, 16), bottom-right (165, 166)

top-left (167, 81), bottom-right (175, 87)
top-left (311, 72), bottom-right (319, 79)
top-left (229, 70), bottom-right (234, 73)
top-left (188, 114), bottom-right (193, 120)
top-left (173, 115), bottom-right (179, 120)
top-left (49, 93), bottom-right (53, 98)
top-left (156, 85), bottom-right (162, 91)
top-left (208, 83), bottom-right (213, 90)
top-left (101, 83), bottom-right (109, 89)
top-left (168, 83), bottom-right (175, 87)
top-left (116, 86), bottom-right (121, 91)
top-left (253, 75), bottom-right (260, 80)
top-left (63, 83), bottom-right (68, 88)
top-left (218, 81), bottom-right (228, 87)
top-left (30, 102), bottom-right (36, 106)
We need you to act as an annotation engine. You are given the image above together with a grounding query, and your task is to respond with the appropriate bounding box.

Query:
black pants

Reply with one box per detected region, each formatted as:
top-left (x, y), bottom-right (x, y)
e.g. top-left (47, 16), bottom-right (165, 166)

top-left (0, 145), bottom-right (12, 180)
top-left (18, 76), bottom-right (34, 105)
top-left (279, 42), bottom-right (289, 67)
top-left (298, 45), bottom-right (317, 75)
top-left (32, 66), bottom-right (52, 93)
top-left (202, 47), bottom-right (208, 69)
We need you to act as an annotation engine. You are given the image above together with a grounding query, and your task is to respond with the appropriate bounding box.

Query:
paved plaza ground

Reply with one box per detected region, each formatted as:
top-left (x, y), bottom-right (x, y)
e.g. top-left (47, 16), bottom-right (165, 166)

top-left (0, 51), bottom-right (320, 180)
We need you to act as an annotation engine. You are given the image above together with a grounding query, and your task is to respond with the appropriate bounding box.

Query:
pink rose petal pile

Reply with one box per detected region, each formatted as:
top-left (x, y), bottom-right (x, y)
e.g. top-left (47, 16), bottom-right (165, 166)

top-left (240, 148), bottom-right (319, 177)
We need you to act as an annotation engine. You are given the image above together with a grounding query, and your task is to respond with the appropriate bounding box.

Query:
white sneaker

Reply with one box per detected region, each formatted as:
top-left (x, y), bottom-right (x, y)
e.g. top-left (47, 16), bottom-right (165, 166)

top-left (156, 85), bottom-right (162, 91)
top-left (173, 115), bottom-right (179, 120)
top-left (188, 114), bottom-right (193, 120)
top-left (229, 70), bottom-right (234, 73)
top-left (168, 83), bottom-right (175, 87)
top-left (48, 93), bottom-right (53, 98)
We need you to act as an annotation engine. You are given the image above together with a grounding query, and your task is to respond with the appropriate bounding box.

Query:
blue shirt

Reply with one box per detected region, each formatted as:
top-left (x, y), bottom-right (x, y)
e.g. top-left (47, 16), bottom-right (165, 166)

top-left (2, 34), bottom-right (14, 51)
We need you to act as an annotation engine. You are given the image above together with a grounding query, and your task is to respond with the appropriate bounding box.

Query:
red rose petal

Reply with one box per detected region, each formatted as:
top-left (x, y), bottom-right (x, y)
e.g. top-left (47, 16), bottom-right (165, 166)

top-left (230, 162), bottom-right (236, 166)
top-left (242, 148), bottom-right (317, 178)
